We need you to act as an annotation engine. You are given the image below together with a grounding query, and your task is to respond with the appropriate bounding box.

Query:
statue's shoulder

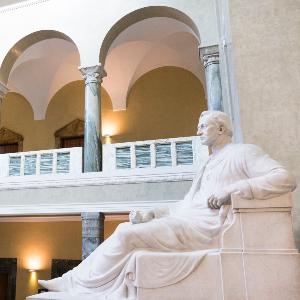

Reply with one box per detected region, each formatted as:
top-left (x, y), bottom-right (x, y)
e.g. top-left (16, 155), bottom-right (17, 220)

top-left (231, 143), bottom-right (265, 156)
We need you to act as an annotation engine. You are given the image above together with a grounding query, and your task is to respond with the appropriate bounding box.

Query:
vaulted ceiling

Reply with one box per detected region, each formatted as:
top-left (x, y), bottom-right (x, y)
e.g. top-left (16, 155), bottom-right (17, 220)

top-left (7, 17), bottom-right (204, 119)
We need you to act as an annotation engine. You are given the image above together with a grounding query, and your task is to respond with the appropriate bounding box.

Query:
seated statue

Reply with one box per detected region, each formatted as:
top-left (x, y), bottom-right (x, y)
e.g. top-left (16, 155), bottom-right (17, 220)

top-left (39, 111), bottom-right (296, 298)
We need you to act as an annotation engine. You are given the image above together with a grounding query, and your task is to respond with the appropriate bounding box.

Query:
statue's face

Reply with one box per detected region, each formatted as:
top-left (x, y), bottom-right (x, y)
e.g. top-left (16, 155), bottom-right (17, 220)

top-left (197, 116), bottom-right (221, 147)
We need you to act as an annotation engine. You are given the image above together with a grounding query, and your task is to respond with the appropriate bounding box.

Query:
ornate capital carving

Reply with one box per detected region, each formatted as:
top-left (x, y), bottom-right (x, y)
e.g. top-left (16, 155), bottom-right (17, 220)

top-left (0, 81), bottom-right (9, 102)
top-left (199, 45), bottom-right (220, 68)
top-left (79, 64), bottom-right (106, 96)
top-left (79, 64), bottom-right (107, 85)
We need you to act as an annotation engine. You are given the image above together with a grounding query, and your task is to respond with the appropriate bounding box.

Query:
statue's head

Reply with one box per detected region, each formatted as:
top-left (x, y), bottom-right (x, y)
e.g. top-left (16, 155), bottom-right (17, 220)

top-left (197, 110), bottom-right (233, 146)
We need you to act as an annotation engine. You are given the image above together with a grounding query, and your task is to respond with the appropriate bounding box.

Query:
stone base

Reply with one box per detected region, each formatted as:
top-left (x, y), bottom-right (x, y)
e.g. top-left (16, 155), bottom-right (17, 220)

top-left (26, 292), bottom-right (96, 300)
top-left (27, 251), bottom-right (300, 300)
top-left (136, 251), bottom-right (300, 300)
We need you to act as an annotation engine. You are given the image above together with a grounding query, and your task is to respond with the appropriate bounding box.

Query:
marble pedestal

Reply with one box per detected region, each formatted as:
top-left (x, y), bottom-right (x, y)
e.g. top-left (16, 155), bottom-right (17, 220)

top-left (27, 193), bottom-right (300, 300)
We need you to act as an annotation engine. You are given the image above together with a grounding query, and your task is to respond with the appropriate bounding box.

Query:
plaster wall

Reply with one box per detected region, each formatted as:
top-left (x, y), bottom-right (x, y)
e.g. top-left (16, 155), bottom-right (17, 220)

top-left (0, 0), bottom-right (218, 71)
top-left (229, 0), bottom-right (300, 245)
top-left (0, 221), bottom-right (82, 300)
top-left (2, 67), bottom-right (205, 151)
top-left (0, 219), bottom-right (125, 300)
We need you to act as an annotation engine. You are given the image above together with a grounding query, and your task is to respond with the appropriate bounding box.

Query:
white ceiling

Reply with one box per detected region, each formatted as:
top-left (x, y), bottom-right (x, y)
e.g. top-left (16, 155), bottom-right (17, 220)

top-left (7, 17), bottom-right (204, 120)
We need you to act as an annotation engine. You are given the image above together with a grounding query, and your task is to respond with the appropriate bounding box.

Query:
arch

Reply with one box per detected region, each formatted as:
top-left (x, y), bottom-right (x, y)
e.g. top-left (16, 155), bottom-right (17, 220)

top-left (45, 80), bottom-right (113, 120)
top-left (99, 6), bottom-right (200, 65)
top-left (2, 91), bottom-right (35, 122)
top-left (0, 30), bottom-right (79, 84)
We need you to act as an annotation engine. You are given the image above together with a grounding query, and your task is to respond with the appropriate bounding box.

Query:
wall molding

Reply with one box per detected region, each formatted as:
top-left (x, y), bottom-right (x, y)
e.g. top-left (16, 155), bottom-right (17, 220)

top-left (0, 199), bottom-right (177, 216)
top-left (0, 213), bottom-right (129, 222)
top-left (0, 167), bottom-right (195, 191)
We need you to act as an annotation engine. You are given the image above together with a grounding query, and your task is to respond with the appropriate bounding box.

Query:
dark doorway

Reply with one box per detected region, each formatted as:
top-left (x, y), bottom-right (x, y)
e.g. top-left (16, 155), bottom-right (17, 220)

top-left (0, 274), bottom-right (8, 300)
top-left (0, 258), bottom-right (17, 300)
top-left (61, 136), bottom-right (84, 149)
top-left (0, 143), bottom-right (18, 154)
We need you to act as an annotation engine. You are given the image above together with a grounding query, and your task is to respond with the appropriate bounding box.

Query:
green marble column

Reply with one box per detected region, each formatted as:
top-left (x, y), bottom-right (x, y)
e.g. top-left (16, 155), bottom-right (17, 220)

top-left (200, 45), bottom-right (223, 111)
top-left (79, 65), bottom-right (106, 258)
top-left (81, 212), bottom-right (105, 260)
top-left (79, 64), bottom-right (106, 172)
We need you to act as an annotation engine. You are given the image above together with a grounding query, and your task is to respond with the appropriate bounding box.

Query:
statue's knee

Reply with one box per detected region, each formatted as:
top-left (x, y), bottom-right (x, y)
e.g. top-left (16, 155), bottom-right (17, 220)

top-left (115, 223), bottom-right (136, 245)
top-left (115, 222), bottom-right (132, 237)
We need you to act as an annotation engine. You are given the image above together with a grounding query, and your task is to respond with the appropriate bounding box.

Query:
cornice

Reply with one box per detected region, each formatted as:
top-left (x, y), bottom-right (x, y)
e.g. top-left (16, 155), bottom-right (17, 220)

top-left (0, 0), bottom-right (50, 14)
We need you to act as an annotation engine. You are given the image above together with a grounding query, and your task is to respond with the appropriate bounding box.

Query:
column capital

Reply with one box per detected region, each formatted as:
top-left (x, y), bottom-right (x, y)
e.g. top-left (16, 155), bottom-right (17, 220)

top-left (79, 64), bottom-right (107, 85)
top-left (199, 45), bottom-right (220, 68)
top-left (0, 81), bottom-right (9, 102)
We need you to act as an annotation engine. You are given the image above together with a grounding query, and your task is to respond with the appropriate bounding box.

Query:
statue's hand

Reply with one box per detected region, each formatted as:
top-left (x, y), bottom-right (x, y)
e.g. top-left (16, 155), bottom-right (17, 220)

top-left (207, 190), bottom-right (231, 209)
top-left (129, 210), bottom-right (155, 224)
top-left (129, 210), bottom-right (143, 224)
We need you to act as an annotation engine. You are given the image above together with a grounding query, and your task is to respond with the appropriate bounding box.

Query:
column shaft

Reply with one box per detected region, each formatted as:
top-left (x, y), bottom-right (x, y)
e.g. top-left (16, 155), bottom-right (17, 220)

top-left (0, 82), bottom-right (9, 127)
top-left (200, 45), bottom-right (223, 111)
top-left (79, 65), bottom-right (106, 259)
top-left (0, 81), bottom-right (8, 102)
top-left (81, 212), bottom-right (105, 260)
top-left (79, 64), bottom-right (106, 172)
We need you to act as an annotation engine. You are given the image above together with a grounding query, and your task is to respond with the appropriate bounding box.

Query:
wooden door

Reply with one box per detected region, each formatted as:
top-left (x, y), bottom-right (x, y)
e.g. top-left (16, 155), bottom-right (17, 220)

top-left (61, 136), bottom-right (84, 148)
top-left (0, 143), bottom-right (18, 154)
top-left (0, 274), bottom-right (8, 300)
top-left (0, 258), bottom-right (17, 300)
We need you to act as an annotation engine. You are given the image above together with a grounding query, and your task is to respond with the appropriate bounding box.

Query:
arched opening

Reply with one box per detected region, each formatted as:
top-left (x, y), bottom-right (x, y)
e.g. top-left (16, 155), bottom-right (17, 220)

top-left (0, 30), bottom-right (81, 120)
top-left (0, 30), bottom-right (76, 85)
top-left (99, 6), bottom-right (200, 65)
top-left (99, 7), bottom-right (204, 113)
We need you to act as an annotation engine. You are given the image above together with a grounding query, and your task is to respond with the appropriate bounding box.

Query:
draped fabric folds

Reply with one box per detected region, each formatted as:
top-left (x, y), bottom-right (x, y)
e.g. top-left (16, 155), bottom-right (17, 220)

top-left (39, 143), bottom-right (296, 299)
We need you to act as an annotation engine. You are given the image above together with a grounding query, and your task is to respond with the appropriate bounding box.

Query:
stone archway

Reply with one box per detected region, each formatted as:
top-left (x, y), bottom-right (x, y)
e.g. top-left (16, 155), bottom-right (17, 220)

top-left (99, 6), bottom-right (200, 65)
top-left (0, 30), bottom-right (77, 85)
top-left (99, 6), bottom-right (203, 111)
top-left (0, 30), bottom-right (81, 120)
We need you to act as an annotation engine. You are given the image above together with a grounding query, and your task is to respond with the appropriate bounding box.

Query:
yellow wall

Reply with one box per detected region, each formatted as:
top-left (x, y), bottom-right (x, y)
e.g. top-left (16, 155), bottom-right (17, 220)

top-left (0, 221), bottom-right (82, 300)
top-left (0, 218), bottom-right (127, 300)
top-left (1, 66), bottom-right (205, 150)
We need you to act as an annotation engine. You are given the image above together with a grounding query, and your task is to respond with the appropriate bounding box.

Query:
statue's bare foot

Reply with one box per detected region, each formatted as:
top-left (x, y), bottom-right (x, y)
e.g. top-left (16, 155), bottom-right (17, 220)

top-left (38, 277), bottom-right (67, 292)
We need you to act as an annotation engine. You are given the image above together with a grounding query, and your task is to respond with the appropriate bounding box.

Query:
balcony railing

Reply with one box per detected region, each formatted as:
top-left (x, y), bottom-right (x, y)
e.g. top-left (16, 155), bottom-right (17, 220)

top-left (0, 147), bottom-right (82, 177)
top-left (0, 136), bottom-right (207, 178)
top-left (102, 136), bottom-right (207, 172)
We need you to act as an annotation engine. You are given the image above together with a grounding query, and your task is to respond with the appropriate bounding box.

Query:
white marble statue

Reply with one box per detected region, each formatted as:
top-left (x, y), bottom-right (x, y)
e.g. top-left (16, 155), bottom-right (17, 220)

top-left (39, 111), bottom-right (296, 298)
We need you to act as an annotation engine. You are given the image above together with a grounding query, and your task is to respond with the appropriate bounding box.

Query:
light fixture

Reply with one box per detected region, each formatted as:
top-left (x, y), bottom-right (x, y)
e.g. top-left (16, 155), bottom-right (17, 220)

top-left (104, 134), bottom-right (111, 144)
top-left (28, 269), bottom-right (36, 273)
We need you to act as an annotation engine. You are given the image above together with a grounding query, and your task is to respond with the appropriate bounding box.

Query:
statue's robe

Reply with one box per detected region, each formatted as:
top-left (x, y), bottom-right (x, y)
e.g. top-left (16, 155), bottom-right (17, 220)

top-left (40, 143), bottom-right (296, 298)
